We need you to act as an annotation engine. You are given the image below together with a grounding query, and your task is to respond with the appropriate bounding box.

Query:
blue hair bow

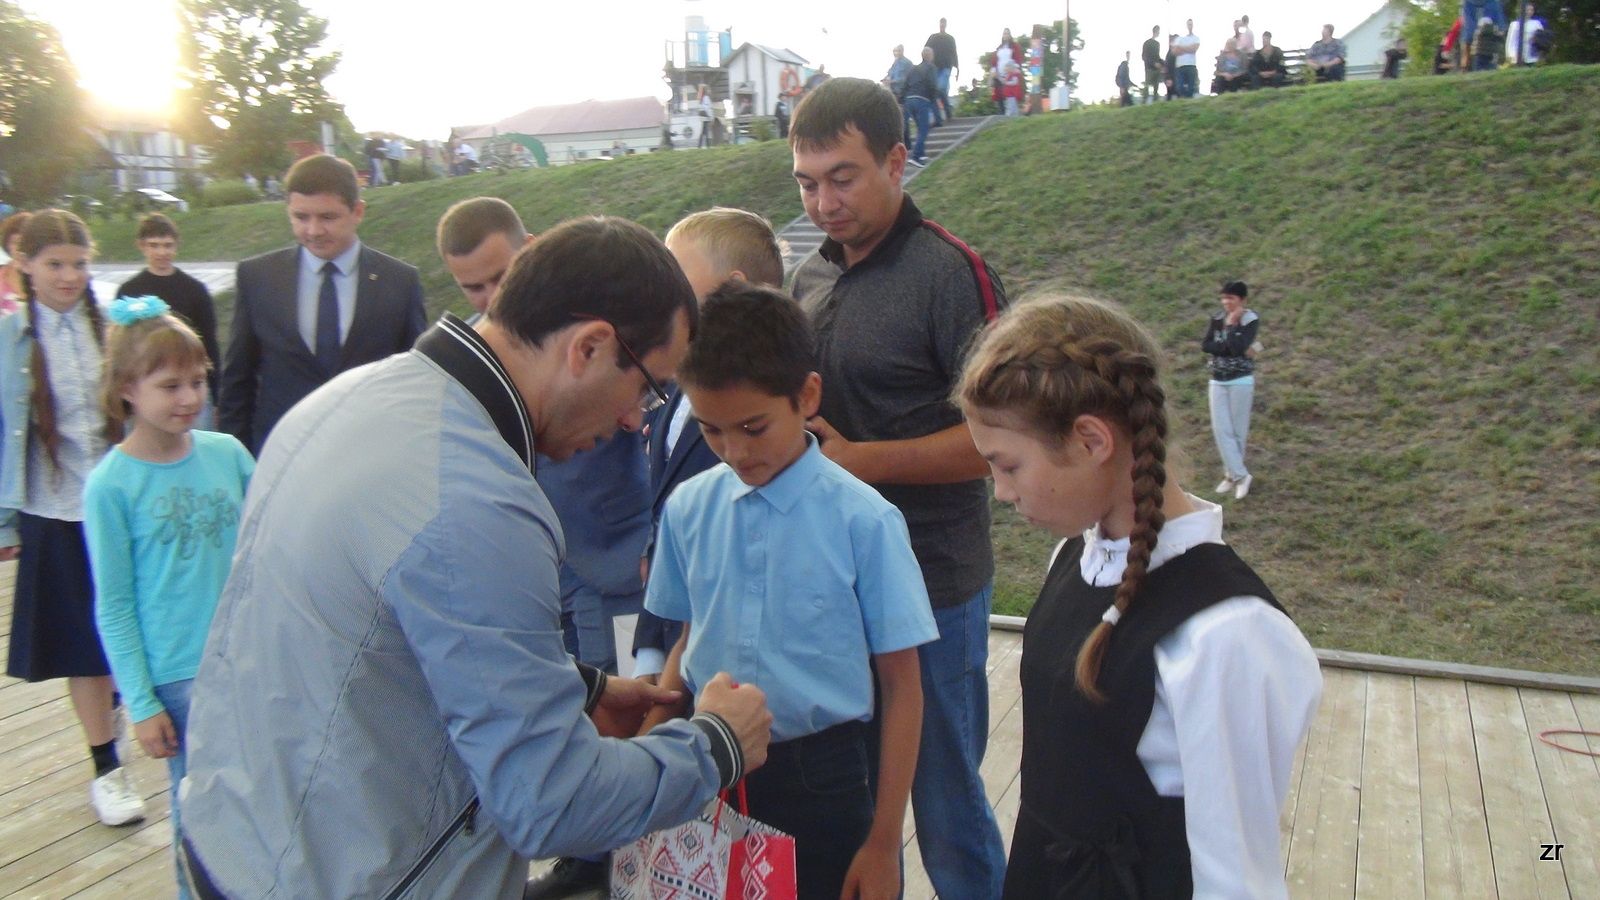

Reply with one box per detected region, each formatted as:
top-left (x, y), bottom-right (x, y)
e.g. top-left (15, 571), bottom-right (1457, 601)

top-left (108, 295), bottom-right (171, 326)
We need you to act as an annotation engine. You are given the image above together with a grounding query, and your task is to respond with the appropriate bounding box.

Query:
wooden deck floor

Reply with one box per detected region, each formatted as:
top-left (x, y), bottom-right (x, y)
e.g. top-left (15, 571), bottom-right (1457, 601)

top-left (2, 562), bottom-right (1596, 898)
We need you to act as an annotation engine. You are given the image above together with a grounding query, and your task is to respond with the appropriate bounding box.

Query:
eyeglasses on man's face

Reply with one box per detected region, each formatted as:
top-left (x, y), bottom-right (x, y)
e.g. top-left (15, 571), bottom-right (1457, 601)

top-left (571, 313), bottom-right (669, 413)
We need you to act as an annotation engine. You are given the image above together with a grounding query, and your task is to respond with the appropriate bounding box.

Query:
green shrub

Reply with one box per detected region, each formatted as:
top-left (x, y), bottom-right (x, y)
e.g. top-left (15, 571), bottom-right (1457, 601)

top-left (201, 179), bottom-right (264, 208)
top-left (392, 160), bottom-right (440, 183)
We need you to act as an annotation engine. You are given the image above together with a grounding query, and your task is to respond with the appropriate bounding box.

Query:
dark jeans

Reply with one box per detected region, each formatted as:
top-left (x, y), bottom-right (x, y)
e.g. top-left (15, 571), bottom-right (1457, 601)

top-left (744, 721), bottom-right (874, 900)
top-left (1177, 65), bottom-right (1199, 97)
top-left (1213, 74), bottom-right (1247, 94)
top-left (1252, 70), bottom-right (1287, 88)
top-left (904, 96), bottom-right (934, 162)
top-left (1314, 62), bottom-right (1346, 82)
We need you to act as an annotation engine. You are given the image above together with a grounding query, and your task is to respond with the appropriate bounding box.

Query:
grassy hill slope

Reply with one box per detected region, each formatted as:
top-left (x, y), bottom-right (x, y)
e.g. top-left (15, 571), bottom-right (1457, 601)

top-left (94, 141), bottom-right (805, 314)
top-left (922, 66), bottom-right (1599, 672)
top-left (92, 65), bottom-right (1599, 672)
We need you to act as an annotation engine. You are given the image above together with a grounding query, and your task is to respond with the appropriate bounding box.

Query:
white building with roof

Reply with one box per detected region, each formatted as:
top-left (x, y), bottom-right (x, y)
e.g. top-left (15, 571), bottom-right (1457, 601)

top-left (452, 96), bottom-right (666, 165)
top-left (723, 43), bottom-right (812, 120)
top-left (1340, 0), bottom-right (1413, 78)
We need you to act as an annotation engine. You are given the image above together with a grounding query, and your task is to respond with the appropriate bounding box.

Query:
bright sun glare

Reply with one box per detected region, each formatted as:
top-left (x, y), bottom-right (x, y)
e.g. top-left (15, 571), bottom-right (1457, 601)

top-left (41, 0), bottom-right (182, 117)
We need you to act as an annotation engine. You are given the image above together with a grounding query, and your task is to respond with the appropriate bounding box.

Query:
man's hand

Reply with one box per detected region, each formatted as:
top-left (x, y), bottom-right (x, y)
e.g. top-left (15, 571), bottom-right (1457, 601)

top-left (695, 672), bottom-right (772, 772)
top-left (593, 676), bottom-right (683, 738)
top-left (840, 838), bottom-right (901, 900)
top-left (1226, 308), bottom-right (1245, 327)
top-left (134, 711), bottom-right (180, 759)
top-left (807, 415), bottom-right (871, 480)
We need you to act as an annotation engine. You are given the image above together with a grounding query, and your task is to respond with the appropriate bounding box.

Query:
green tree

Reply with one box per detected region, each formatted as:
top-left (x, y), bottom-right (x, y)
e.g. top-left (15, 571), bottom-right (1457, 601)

top-left (0, 2), bottom-right (93, 205)
top-left (1402, 0), bottom-right (1459, 75)
top-left (1543, 1), bottom-right (1600, 62)
top-left (178, 0), bottom-right (344, 178)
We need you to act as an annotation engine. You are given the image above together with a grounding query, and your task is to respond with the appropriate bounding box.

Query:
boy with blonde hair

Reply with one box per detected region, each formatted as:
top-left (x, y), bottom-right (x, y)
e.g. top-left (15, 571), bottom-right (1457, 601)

top-left (632, 208), bottom-right (784, 683)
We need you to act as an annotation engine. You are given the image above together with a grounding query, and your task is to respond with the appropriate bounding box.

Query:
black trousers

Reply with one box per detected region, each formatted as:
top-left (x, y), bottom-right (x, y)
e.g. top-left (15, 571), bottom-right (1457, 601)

top-left (743, 721), bottom-right (874, 900)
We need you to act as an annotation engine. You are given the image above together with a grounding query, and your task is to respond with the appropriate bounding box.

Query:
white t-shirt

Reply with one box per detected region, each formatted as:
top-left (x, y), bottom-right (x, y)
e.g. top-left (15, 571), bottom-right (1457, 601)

top-left (1237, 27), bottom-right (1256, 54)
top-left (1175, 33), bottom-right (1201, 67)
top-left (1506, 18), bottom-right (1545, 62)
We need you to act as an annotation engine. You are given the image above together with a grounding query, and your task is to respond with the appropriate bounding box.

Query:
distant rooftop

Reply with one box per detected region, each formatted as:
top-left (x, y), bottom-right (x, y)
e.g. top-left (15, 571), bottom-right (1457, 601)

top-left (452, 96), bottom-right (665, 141)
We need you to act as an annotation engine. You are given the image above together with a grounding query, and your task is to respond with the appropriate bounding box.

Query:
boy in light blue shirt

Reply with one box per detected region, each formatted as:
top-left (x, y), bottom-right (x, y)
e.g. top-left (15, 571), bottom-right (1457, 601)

top-left (642, 282), bottom-right (937, 900)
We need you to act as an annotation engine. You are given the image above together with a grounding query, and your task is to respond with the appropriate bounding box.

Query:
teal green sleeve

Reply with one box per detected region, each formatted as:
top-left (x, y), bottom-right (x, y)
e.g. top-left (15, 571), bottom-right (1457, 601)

top-left (83, 476), bottom-right (164, 723)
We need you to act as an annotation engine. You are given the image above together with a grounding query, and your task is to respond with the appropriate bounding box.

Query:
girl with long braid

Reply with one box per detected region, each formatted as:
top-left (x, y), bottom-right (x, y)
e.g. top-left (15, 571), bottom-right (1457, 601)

top-left (0, 210), bottom-right (148, 826)
top-left (955, 295), bottom-right (1321, 899)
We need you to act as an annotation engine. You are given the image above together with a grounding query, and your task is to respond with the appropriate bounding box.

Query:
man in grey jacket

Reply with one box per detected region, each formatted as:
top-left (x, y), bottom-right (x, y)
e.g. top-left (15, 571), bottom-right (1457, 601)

top-left (179, 216), bottom-right (771, 899)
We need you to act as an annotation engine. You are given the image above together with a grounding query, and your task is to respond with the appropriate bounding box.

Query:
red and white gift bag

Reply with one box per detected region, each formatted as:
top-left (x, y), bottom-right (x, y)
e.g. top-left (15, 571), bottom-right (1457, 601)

top-left (610, 783), bottom-right (797, 900)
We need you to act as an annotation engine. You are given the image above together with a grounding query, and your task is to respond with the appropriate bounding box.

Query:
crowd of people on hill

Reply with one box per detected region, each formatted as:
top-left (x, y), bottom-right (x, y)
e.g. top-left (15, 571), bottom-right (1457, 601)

top-left (1117, 2), bottom-right (1553, 105)
top-left (1, 75), bottom-right (1322, 900)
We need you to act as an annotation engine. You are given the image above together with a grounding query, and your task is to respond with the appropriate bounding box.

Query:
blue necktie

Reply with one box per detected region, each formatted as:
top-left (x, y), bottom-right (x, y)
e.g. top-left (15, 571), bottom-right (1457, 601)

top-left (316, 261), bottom-right (341, 375)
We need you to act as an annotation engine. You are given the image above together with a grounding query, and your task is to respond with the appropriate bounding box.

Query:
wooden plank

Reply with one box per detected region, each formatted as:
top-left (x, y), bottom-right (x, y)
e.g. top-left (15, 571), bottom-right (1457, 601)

top-left (0, 725), bottom-right (100, 799)
top-left (11, 815), bottom-right (172, 899)
top-left (1413, 677), bottom-right (1496, 899)
top-left (1278, 725), bottom-right (1310, 873)
top-left (1467, 682), bottom-right (1568, 899)
top-left (993, 768), bottom-right (1022, 863)
top-left (1355, 672), bottom-right (1424, 899)
top-left (0, 754), bottom-right (167, 870)
top-left (0, 790), bottom-right (170, 896)
top-left (901, 835), bottom-right (933, 900)
top-left (0, 679), bottom-right (68, 721)
top-left (1318, 648), bottom-right (1600, 695)
top-left (1521, 690), bottom-right (1600, 897)
top-left (41, 836), bottom-right (175, 900)
top-left (1285, 666), bottom-right (1365, 898)
top-left (0, 695), bottom-right (75, 755)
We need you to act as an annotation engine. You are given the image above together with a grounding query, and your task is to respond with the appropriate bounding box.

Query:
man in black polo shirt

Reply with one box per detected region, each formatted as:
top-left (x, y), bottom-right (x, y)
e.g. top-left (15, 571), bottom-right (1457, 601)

top-left (788, 77), bottom-right (1007, 900)
top-left (924, 17), bottom-right (959, 125)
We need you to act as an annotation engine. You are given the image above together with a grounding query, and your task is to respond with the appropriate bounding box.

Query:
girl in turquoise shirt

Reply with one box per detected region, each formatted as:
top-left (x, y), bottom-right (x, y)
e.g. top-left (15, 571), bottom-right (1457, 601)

top-left (83, 297), bottom-right (253, 899)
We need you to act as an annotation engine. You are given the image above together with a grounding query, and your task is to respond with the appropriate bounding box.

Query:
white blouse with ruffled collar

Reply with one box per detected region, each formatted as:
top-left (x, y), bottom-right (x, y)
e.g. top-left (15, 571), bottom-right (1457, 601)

top-left (1048, 495), bottom-right (1322, 899)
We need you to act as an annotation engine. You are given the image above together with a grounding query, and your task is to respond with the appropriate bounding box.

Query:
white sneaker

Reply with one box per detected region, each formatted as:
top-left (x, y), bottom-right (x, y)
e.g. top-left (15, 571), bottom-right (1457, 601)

top-left (1233, 474), bottom-right (1253, 500)
top-left (1214, 477), bottom-right (1236, 494)
top-left (90, 767), bottom-right (146, 826)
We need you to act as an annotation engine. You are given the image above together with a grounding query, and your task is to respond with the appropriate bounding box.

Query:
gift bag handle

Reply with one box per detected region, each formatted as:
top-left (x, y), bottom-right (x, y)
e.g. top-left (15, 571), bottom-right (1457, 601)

top-left (711, 780), bottom-right (751, 831)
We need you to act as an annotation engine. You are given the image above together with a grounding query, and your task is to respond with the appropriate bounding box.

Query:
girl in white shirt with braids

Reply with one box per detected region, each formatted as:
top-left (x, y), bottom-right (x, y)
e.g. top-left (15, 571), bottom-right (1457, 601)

top-left (956, 294), bottom-right (1321, 899)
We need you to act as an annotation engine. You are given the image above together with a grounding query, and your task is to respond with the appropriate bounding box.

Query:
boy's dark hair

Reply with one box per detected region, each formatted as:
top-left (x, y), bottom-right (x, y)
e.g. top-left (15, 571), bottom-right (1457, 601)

top-left (136, 213), bottom-right (179, 241)
top-left (490, 216), bottom-right (697, 360)
top-left (1221, 280), bottom-right (1248, 298)
top-left (789, 77), bottom-right (903, 164)
top-left (285, 154), bottom-right (360, 209)
top-left (437, 197), bottom-right (527, 258)
top-left (678, 282), bottom-right (814, 401)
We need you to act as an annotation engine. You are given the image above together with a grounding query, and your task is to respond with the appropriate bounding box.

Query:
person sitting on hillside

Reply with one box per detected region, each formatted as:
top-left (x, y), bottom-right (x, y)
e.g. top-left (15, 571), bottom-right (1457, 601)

top-left (1442, 17), bottom-right (1467, 70)
top-left (1164, 34), bottom-right (1181, 100)
top-left (1506, 3), bottom-right (1549, 65)
top-left (1212, 37), bottom-right (1249, 94)
top-left (1382, 37), bottom-right (1408, 78)
top-left (1307, 24), bottom-right (1347, 82)
top-left (1472, 16), bottom-right (1502, 70)
top-left (1116, 52), bottom-right (1135, 106)
top-left (1433, 41), bottom-right (1453, 74)
top-left (1250, 31), bottom-right (1288, 88)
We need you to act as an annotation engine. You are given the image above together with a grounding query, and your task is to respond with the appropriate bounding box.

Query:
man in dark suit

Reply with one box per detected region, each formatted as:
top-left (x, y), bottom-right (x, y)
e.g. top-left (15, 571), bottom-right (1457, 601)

top-left (219, 154), bottom-right (426, 454)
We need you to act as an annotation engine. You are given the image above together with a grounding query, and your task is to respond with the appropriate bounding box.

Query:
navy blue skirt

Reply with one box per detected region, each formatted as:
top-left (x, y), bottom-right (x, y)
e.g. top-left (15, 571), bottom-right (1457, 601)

top-left (5, 512), bottom-right (111, 681)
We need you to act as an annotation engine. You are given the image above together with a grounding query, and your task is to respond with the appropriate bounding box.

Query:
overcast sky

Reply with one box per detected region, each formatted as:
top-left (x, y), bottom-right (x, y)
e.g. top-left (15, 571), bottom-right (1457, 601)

top-left (35, 0), bottom-right (1385, 138)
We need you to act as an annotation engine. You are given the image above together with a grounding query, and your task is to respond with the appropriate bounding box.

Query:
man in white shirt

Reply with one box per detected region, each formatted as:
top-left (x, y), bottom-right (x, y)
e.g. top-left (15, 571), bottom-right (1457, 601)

top-left (1174, 20), bottom-right (1202, 97)
top-left (1505, 3), bottom-right (1546, 64)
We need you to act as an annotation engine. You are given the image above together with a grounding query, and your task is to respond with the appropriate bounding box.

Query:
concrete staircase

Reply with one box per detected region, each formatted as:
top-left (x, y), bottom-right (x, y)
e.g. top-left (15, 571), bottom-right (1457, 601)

top-left (780, 116), bottom-right (1001, 272)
